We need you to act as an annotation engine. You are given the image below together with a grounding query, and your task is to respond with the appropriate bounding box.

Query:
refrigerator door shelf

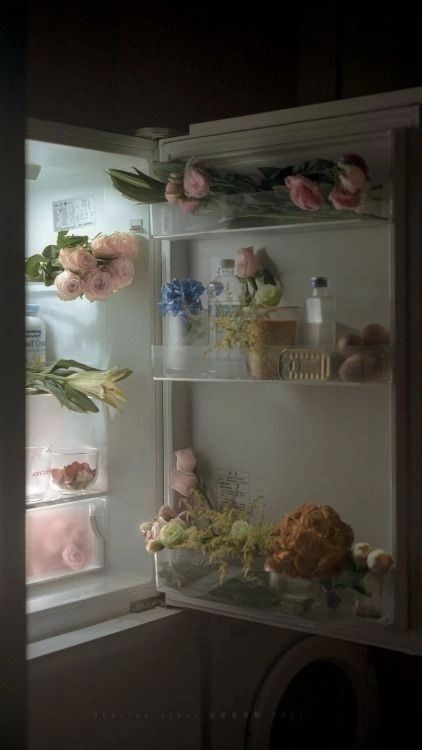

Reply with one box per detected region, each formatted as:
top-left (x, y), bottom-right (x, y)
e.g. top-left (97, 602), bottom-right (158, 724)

top-left (152, 345), bottom-right (393, 384)
top-left (150, 197), bottom-right (391, 240)
top-left (155, 549), bottom-right (394, 626)
top-left (26, 496), bottom-right (106, 586)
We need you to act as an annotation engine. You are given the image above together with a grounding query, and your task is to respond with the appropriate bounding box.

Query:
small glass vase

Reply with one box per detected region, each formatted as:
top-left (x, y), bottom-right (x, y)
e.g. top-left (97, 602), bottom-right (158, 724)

top-left (50, 448), bottom-right (98, 494)
top-left (164, 310), bottom-right (209, 372)
top-left (247, 306), bottom-right (302, 379)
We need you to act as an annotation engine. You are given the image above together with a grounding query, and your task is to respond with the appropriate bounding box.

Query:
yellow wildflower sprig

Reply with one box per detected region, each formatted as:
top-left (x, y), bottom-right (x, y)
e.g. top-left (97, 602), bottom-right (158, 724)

top-left (179, 496), bottom-right (276, 581)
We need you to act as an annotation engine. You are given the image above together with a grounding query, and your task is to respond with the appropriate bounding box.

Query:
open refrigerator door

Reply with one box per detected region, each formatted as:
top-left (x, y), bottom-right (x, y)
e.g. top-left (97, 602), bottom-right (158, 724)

top-left (127, 98), bottom-right (422, 653)
top-left (25, 93), bottom-right (422, 654)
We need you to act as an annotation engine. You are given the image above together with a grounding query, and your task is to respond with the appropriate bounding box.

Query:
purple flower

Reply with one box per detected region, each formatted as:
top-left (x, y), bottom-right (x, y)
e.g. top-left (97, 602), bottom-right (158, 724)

top-left (159, 278), bottom-right (206, 317)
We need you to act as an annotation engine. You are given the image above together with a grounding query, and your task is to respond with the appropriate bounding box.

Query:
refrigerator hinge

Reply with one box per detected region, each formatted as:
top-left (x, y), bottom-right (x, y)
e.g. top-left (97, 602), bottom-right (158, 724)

top-left (130, 593), bottom-right (166, 614)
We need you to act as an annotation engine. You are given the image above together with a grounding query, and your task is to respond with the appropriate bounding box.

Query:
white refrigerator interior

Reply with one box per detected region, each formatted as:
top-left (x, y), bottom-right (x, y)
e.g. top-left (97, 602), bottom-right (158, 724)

top-left (24, 91), bottom-right (422, 652)
top-left (25, 136), bottom-right (158, 624)
top-left (151, 109), bottom-right (416, 650)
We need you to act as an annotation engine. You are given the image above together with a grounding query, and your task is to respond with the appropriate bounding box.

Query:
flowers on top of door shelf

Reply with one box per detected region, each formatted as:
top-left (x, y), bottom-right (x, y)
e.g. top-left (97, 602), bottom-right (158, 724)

top-left (108, 153), bottom-right (388, 225)
top-left (25, 230), bottom-right (138, 301)
top-left (234, 246), bottom-right (281, 306)
top-left (26, 358), bottom-right (132, 413)
top-left (139, 447), bottom-right (394, 617)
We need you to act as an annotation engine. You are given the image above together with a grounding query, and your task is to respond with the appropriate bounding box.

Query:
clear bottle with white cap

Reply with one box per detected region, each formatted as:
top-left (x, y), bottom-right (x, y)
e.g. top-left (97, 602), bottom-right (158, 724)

top-left (302, 276), bottom-right (336, 351)
top-left (207, 259), bottom-right (245, 347)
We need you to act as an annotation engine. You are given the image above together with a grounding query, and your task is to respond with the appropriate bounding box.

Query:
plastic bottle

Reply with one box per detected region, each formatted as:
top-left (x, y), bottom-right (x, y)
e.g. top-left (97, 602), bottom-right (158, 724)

top-left (25, 304), bottom-right (46, 366)
top-left (302, 277), bottom-right (336, 351)
top-left (207, 259), bottom-right (245, 345)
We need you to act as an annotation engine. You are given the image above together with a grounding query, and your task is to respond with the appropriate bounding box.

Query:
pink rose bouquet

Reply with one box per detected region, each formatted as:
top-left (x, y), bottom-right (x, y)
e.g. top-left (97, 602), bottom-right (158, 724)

top-left (109, 152), bottom-right (384, 226)
top-left (139, 447), bottom-right (213, 555)
top-left (26, 229), bottom-right (139, 302)
top-left (169, 446), bottom-right (211, 506)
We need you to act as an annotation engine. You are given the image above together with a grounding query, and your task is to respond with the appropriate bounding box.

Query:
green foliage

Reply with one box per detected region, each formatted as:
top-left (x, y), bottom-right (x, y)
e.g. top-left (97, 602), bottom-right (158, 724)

top-left (25, 230), bottom-right (89, 286)
top-left (179, 496), bottom-right (276, 581)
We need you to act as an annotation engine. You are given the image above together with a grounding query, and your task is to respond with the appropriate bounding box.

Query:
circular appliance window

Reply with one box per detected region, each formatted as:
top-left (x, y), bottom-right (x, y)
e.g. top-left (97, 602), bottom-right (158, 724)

top-left (246, 636), bottom-right (378, 750)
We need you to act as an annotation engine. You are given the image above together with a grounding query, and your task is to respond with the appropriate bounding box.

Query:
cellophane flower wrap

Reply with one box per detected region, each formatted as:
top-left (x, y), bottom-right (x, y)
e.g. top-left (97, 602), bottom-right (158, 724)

top-left (109, 153), bottom-right (389, 229)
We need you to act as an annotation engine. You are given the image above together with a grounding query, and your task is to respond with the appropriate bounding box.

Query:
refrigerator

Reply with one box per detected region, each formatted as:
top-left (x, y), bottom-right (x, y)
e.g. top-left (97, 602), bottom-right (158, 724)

top-left (24, 86), bottom-right (422, 667)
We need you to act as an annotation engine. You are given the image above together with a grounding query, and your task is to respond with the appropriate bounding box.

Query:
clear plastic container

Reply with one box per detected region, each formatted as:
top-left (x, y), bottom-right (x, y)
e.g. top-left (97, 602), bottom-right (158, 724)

top-left (26, 496), bottom-right (106, 584)
top-left (50, 448), bottom-right (98, 494)
top-left (26, 445), bottom-right (51, 501)
top-left (247, 306), bottom-right (301, 379)
top-left (208, 259), bottom-right (246, 347)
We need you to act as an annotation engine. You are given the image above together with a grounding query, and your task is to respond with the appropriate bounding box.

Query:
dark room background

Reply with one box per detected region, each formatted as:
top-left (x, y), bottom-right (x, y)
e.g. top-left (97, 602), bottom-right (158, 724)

top-left (27, 4), bottom-right (422, 135)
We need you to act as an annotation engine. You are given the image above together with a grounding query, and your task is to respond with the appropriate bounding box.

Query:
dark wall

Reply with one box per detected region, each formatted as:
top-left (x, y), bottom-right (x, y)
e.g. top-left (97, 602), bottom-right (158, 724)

top-left (27, 5), bottom-right (422, 135)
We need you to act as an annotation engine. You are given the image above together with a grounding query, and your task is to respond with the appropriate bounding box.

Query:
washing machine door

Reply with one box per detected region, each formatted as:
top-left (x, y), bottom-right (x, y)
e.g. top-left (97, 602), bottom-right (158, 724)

top-left (246, 636), bottom-right (379, 750)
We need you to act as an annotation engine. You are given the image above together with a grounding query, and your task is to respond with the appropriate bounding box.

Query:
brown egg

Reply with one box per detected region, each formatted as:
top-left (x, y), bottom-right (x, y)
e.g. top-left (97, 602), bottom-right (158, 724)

top-left (337, 332), bottom-right (365, 357)
top-left (338, 353), bottom-right (382, 382)
top-left (362, 323), bottom-right (390, 346)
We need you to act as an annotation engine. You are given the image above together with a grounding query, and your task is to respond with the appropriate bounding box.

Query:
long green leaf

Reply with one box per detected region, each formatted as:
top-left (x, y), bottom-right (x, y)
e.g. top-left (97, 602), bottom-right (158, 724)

top-left (64, 385), bottom-right (99, 413)
top-left (49, 358), bottom-right (101, 373)
top-left (108, 168), bottom-right (164, 191)
top-left (42, 244), bottom-right (59, 260)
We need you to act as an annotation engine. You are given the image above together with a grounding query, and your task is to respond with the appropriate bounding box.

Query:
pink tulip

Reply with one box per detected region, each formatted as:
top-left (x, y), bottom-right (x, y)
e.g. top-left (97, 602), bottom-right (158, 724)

top-left (235, 246), bottom-right (262, 278)
top-left (175, 448), bottom-right (198, 473)
top-left (165, 179), bottom-right (184, 205)
top-left (169, 469), bottom-right (198, 497)
top-left (328, 186), bottom-right (362, 210)
top-left (338, 154), bottom-right (370, 194)
top-left (285, 175), bottom-right (325, 211)
top-left (179, 198), bottom-right (200, 214)
top-left (183, 162), bottom-right (210, 199)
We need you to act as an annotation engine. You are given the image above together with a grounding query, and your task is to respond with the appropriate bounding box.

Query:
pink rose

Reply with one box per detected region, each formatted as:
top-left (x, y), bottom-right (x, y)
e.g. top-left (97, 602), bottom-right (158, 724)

top-left (107, 256), bottom-right (135, 290)
top-left (59, 246), bottom-right (97, 274)
top-left (183, 162), bottom-right (210, 199)
top-left (151, 517), bottom-right (167, 540)
top-left (328, 187), bottom-right (362, 211)
top-left (169, 469), bottom-right (198, 497)
top-left (338, 154), bottom-right (370, 194)
top-left (235, 246), bottom-right (262, 278)
top-left (91, 234), bottom-right (119, 259)
top-left (175, 448), bottom-right (198, 473)
top-left (179, 199), bottom-right (200, 214)
top-left (165, 179), bottom-right (184, 205)
top-left (285, 175), bottom-right (325, 211)
top-left (82, 269), bottom-right (114, 301)
top-left (54, 270), bottom-right (84, 301)
top-left (102, 232), bottom-right (139, 260)
top-left (62, 543), bottom-right (85, 571)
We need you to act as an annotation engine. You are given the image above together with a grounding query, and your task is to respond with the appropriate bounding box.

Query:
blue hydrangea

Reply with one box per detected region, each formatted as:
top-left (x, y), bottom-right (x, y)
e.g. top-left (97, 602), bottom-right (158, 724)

top-left (159, 278), bottom-right (206, 317)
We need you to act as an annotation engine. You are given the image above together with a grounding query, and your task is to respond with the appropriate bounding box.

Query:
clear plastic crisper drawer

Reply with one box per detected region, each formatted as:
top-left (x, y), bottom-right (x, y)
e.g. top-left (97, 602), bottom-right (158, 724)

top-left (26, 496), bottom-right (106, 585)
